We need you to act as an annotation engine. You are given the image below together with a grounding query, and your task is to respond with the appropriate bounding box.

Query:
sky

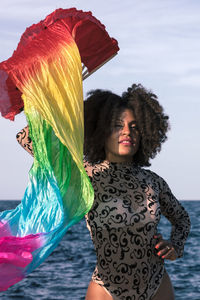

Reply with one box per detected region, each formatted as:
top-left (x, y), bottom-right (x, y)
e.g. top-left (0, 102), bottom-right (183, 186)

top-left (0, 0), bottom-right (200, 200)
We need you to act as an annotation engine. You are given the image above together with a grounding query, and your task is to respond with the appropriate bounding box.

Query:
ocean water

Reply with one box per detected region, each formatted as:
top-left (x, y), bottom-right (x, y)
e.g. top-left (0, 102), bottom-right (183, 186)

top-left (0, 200), bottom-right (199, 300)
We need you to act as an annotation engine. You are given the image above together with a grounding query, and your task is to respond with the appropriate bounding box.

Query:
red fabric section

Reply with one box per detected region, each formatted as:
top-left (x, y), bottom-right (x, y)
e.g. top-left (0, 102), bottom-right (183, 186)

top-left (2, 21), bottom-right (74, 91)
top-left (0, 69), bottom-right (23, 120)
top-left (18, 8), bottom-right (119, 72)
top-left (0, 8), bottom-right (119, 120)
top-left (0, 21), bottom-right (73, 120)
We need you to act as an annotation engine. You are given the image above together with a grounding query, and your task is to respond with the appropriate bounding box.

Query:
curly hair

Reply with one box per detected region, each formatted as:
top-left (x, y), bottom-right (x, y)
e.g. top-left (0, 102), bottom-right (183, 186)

top-left (84, 84), bottom-right (169, 166)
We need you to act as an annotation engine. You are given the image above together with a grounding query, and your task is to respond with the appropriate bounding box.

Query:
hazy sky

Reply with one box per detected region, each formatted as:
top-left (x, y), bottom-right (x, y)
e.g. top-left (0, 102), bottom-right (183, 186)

top-left (0, 0), bottom-right (200, 200)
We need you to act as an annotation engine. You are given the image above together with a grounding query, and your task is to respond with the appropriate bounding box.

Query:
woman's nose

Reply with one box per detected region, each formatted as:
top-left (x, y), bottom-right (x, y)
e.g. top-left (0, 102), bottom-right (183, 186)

top-left (122, 125), bottom-right (130, 135)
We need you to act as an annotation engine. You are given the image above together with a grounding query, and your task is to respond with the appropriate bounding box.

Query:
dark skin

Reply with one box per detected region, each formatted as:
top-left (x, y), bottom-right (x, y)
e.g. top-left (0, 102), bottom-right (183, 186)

top-left (86, 271), bottom-right (175, 300)
top-left (85, 109), bottom-right (176, 300)
top-left (16, 111), bottom-right (177, 300)
top-left (154, 233), bottom-right (178, 261)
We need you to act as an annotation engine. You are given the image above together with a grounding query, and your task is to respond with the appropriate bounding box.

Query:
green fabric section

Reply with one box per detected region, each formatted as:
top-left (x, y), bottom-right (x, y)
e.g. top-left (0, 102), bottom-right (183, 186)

top-left (27, 107), bottom-right (94, 224)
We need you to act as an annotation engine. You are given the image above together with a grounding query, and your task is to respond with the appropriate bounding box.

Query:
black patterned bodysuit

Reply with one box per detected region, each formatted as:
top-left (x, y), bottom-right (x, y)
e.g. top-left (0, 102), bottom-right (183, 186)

top-left (16, 129), bottom-right (190, 300)
top-left (84, 160), bottom-right (190, 300)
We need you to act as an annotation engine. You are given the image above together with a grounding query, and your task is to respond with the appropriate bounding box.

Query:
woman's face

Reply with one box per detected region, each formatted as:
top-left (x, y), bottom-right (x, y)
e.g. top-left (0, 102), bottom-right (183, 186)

top-left (105, 109), bottom-right (140, 163)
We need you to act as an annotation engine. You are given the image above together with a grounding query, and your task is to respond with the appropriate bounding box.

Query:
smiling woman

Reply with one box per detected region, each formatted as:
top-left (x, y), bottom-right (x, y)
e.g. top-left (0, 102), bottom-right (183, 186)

top-left (82, 84), bottom-right (191, 300)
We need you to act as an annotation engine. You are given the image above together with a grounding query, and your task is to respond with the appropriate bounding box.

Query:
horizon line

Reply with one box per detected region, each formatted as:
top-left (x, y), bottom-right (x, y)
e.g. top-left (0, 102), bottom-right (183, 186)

top-left (0, 199), bottom-right (200, 201)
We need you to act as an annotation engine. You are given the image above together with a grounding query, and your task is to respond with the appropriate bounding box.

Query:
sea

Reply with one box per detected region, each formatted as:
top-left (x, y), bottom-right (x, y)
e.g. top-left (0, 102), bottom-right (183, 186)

top-left (0, 200), bottom-right (199, 300)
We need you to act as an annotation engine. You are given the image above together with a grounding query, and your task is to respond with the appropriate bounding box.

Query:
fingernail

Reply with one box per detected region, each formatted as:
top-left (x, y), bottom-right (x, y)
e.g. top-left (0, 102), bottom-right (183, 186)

top-left (157, 251), bottom-right (161, 255)
top-left (155, 245), bottom-right (159, 249)
top-left (162, 256), bottom-right (165, 259)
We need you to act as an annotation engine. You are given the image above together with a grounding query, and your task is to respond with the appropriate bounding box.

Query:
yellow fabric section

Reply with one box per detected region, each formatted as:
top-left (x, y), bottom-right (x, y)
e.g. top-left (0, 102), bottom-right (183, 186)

top-left (22, 39), bottom-right (84, 170)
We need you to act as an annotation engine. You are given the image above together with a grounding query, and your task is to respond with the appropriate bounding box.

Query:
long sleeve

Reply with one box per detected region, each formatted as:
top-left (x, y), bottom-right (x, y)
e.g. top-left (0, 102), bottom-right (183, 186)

top-left (16, 126), bottom-right (34, 156)
top-left (159, 177), bottom-right (191, 257)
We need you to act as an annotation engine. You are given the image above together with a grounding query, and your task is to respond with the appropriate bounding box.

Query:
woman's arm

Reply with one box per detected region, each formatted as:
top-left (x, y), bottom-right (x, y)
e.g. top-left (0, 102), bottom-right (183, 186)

top-left (16, 126), bottom-right (34, 156)
top-left (158, 177), bottom-right (191, 258)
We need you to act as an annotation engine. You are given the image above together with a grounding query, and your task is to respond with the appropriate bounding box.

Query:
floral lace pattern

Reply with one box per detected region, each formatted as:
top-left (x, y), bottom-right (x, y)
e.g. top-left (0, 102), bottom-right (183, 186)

top-left (84, 160), bottom-right (190, 300)
top-left (15, 128), bottom-right (190, 299)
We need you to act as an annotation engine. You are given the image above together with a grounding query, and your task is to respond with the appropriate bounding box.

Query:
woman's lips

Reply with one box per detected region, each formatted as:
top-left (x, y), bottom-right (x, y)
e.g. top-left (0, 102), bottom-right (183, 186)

top-left (119, 140), bottom-right (133, 145)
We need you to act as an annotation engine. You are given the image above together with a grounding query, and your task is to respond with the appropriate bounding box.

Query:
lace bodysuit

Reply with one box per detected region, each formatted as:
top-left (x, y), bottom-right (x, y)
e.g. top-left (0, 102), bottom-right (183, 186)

top-left (84, 160), bottom-right (190, 300)
top-left (16, 128), bottom-right (190, 299)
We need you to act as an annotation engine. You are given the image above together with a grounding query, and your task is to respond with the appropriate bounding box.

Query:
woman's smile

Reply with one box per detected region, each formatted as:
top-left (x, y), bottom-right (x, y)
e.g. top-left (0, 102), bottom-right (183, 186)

top-left (119, 138), bottom-right (133, 145)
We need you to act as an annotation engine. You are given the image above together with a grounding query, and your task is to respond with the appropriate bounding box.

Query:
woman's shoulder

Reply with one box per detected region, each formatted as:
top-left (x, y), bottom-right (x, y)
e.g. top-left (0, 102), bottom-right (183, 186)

top-left (139, 167), bottom-right (166, 187)
top-left (140, 167), bottom-right (159, 177)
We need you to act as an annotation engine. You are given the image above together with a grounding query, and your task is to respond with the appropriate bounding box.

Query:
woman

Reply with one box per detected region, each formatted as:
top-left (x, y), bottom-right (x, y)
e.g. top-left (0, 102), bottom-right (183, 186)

top-left (17, 84), bottom-right (190, 300)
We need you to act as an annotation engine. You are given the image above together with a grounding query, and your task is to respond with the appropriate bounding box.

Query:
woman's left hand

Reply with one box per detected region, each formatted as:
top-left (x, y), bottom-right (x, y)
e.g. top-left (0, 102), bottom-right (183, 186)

top-left (154, 234), bottom-right (178, 261)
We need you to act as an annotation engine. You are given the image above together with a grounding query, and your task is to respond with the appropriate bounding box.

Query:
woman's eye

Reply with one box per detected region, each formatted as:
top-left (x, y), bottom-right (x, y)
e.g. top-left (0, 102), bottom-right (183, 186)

top-left (115, 124), bottom-right (123, 128)
top-left (131, 126), bottom-right (139, 131)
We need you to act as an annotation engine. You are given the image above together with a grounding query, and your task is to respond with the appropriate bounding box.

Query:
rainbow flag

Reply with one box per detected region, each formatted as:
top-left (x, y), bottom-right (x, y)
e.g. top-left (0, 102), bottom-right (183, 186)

top-left (0, 8), bottom-right (119, 290)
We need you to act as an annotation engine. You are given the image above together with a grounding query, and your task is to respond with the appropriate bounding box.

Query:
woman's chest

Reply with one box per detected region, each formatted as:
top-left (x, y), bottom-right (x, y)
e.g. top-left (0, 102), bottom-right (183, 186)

top-left (88, 169), bottom-right (161, 228)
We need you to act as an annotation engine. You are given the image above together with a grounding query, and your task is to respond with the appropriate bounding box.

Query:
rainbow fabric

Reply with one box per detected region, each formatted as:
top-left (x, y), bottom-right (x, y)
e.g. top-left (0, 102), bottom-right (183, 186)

top-left (0, 7), bottom-right (119, 291)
